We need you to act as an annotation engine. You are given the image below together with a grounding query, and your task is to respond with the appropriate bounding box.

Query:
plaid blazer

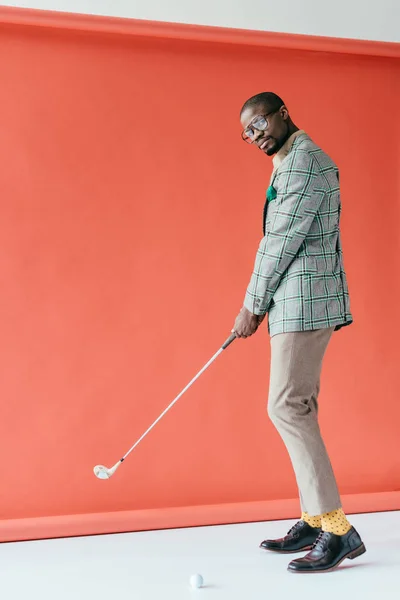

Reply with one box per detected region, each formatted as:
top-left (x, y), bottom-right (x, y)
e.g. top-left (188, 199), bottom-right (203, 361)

top-left (243, 133), bottom-right (353, 336)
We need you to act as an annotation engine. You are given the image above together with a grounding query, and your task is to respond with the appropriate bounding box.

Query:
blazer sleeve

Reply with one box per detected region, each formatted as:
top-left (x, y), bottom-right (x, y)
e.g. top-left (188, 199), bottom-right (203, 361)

top-left (243, 149), bottom-right (326, 316)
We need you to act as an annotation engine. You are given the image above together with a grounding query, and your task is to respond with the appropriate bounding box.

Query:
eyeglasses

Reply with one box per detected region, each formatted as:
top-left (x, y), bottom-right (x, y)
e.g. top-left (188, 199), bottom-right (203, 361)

top-left (241, 110), bottom-right (277, 144)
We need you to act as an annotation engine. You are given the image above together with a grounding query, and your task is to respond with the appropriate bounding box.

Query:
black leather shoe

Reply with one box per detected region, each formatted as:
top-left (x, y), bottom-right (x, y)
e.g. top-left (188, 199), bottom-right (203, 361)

top-left (260, 520), bottom-right (321, 553)
top-left (287, 527), bottom-right (366, 573)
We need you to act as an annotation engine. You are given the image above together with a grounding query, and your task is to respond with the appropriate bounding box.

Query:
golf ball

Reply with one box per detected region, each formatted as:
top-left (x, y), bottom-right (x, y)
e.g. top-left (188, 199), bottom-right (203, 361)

top-left (190, 574), bottom-right (204, 589)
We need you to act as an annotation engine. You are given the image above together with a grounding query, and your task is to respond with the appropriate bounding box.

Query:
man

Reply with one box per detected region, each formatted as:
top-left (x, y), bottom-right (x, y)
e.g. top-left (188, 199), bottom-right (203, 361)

top-left (232, 92), bottom-right (365, 573)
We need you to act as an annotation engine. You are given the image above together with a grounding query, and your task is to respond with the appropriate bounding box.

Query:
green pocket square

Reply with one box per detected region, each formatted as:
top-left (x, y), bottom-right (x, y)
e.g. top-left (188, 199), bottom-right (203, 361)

top-left (267, 185), bottom-right (277, 202)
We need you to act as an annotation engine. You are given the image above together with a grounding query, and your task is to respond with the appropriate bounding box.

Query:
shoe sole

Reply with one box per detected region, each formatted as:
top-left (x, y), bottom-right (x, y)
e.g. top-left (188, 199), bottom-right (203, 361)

top-left (260, 544), bottom-right (313, 554)
top-left (287, 543), bottom-right (367, 573)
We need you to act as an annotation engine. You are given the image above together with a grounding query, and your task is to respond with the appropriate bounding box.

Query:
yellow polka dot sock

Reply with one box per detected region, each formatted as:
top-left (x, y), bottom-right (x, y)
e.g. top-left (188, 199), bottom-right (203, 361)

top-left (301, 512), bottom-right (322, 529)
top-left (321, 508), bottom-right (352, 535)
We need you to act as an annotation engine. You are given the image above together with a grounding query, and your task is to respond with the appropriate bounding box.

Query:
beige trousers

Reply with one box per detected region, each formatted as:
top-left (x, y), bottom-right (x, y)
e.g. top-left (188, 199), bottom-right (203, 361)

top-left (268, 327), bottom-right (341, 516)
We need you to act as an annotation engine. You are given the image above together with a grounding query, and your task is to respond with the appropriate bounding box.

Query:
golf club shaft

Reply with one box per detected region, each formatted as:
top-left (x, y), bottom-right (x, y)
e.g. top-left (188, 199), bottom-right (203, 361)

top-left (120, 333), bottom-right (236, 462)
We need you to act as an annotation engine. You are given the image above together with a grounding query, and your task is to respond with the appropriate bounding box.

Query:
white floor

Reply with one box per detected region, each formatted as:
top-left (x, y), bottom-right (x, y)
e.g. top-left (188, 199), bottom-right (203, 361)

top-left (1, 511), bottom-right (399, 600)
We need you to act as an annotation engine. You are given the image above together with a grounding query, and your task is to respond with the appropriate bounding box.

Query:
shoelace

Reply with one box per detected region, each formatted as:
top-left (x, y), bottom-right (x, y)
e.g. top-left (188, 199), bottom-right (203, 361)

top-left (287, 521), bottom-right (305, 536)
top-left (312, 531), bottom-right (331, 550)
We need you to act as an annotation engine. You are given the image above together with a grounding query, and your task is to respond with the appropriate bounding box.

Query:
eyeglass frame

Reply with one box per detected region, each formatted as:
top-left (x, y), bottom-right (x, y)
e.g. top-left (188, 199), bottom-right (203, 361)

top-left (241, 109), bottom-right (280, 144)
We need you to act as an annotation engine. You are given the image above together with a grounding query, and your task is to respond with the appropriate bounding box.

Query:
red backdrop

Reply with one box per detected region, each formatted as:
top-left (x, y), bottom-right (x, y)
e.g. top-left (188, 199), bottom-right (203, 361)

top-left (0, 11), bottom-right (399, 540)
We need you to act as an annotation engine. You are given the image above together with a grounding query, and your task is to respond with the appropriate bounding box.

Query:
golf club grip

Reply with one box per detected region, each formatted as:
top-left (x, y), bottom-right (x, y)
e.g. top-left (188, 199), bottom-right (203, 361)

top-left (222, 333), bottom-right (237, 350)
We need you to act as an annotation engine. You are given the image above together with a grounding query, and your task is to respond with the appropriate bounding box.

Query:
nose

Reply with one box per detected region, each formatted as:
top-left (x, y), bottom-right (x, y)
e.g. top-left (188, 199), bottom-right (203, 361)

top-left (253, 129), bottom-right (264, 144)
top-left (256, 133), bottom-right (267, 147)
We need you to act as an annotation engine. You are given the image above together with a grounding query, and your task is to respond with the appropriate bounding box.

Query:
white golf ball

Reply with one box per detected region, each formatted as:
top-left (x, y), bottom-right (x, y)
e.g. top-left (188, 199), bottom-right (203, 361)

top-left (190, 573), bottom-right (204, 589)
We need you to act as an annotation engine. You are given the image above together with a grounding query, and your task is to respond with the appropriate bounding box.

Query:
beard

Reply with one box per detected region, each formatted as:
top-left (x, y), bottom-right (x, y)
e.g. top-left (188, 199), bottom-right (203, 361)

top-left (263, 138), bottom-right (279, 156)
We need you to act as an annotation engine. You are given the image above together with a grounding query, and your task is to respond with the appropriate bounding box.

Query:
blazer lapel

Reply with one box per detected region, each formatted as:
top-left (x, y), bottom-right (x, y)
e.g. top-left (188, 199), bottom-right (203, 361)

top-left (262, 134), bottom-right (309, 234)
top-left (263, 173), bottom-right (278, 234)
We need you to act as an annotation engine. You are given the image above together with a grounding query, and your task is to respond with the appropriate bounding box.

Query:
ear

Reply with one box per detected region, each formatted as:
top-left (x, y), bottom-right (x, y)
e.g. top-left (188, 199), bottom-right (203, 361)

top-left (280, 105), bottom-right (289, 121)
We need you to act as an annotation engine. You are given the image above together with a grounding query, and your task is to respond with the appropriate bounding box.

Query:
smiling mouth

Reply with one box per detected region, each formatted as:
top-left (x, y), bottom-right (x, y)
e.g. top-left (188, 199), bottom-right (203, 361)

top-left (259, 137), bottom-right (271, 150)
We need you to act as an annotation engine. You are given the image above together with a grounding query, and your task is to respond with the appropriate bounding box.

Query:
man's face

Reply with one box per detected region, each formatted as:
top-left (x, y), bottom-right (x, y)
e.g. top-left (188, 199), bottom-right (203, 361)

top-left (240, 104), bottom-right (289, 156)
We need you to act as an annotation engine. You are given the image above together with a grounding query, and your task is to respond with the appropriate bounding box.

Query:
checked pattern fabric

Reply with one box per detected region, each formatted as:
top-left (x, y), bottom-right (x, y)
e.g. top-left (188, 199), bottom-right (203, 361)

top-left (243, 133), bottom-right (353, 336)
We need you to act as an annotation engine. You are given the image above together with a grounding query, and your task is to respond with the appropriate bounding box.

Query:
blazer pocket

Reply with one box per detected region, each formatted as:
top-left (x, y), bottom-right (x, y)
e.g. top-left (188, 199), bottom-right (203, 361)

top-left (302, 255), bottom-right (317, 274)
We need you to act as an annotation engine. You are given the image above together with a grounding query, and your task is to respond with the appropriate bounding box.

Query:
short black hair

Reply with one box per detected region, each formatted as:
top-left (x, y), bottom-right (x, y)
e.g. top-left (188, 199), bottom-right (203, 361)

top-left (240, 92), bottom-right (285, 116)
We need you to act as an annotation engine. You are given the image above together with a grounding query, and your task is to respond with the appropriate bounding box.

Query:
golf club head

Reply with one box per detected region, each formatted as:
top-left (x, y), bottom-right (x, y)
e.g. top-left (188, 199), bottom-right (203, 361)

top-left (93, 462), bottom-right (120, 480)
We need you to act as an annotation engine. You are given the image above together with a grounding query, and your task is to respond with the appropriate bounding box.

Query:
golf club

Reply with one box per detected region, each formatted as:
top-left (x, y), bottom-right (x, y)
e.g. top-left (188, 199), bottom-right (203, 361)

top-left (93, 331), bottom-right (237, 479)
